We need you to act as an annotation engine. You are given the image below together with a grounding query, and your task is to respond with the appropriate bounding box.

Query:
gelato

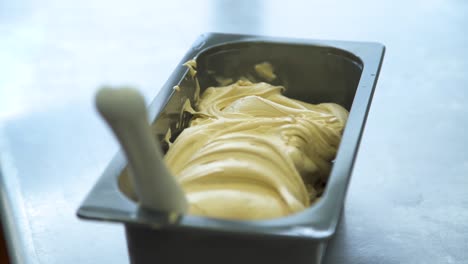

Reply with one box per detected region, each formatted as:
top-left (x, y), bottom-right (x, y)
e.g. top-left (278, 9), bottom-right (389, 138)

top-left (164, 70), bottom-right (348, 220)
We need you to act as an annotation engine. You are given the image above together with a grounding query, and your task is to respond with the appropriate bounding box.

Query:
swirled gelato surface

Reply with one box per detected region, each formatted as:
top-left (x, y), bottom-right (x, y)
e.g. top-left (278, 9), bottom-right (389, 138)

top-left (165, 80), bottom-right (348, 220)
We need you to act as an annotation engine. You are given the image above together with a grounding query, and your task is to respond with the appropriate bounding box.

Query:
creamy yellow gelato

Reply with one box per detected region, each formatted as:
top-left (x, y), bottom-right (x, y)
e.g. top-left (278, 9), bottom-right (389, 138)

top-left (164, 78), bottom-right (348, 220)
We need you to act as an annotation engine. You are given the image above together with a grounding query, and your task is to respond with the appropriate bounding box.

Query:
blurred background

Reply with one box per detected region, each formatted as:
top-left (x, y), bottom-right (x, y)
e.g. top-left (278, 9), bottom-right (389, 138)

top-left (2, 0), bottom-right (465, 122)
top-left (1, 0), bottom-right (467, 263)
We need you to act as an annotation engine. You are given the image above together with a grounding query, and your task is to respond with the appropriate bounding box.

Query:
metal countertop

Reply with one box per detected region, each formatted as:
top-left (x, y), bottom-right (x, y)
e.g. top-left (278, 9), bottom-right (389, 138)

top-left (1, 0), bottom-right (467, 263)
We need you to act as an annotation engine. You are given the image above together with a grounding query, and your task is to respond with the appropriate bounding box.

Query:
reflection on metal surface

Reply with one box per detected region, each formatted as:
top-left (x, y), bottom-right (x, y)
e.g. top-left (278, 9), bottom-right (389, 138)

top-left (0, 127), bottom-right (38, 264)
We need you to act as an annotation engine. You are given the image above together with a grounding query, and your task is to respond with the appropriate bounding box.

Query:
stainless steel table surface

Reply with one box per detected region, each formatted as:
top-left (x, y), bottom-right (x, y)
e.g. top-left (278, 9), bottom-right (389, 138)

top-left (1, 0), bottom-right (467, 263)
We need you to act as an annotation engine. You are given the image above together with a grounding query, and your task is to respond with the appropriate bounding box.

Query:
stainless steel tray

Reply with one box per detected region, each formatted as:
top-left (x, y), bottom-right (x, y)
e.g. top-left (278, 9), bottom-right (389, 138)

top-left (77, 32), bottom-right (385, 264)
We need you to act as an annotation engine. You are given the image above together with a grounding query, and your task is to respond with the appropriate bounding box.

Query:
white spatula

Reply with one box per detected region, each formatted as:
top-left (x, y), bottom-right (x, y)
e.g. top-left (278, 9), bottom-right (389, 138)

top-left (95, 87), bottom-right (188, 214)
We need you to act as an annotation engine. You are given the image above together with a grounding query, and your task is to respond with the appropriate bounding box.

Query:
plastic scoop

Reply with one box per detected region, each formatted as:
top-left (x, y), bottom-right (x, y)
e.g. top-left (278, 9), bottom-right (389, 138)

top-left (95, 87), bottom-right (188, 214)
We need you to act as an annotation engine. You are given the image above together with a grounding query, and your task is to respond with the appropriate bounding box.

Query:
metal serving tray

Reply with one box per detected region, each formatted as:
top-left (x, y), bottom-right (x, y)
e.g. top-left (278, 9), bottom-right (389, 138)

top-left (78, 33), bottom-right (384, 264)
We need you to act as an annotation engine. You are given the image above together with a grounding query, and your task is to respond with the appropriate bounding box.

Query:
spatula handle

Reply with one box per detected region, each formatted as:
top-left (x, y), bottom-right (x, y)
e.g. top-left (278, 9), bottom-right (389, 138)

top-left (96, 87), bottom-right (188, 214)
